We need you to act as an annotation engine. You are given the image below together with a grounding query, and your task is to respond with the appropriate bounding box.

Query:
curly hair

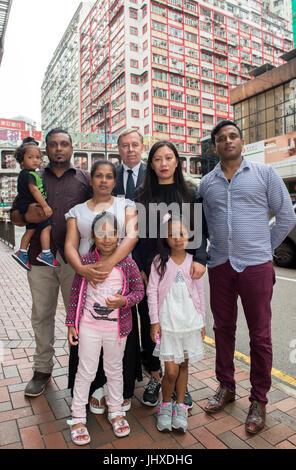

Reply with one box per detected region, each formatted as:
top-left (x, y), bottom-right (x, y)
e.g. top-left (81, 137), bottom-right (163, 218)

top-left (14, 137), bottom-right (40, 164)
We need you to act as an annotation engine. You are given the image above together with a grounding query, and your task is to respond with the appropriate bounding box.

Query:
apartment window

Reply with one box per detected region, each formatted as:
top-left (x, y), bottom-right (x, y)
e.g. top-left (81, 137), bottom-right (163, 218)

top-left (143, 40), bottom-right (148, 50)
top-left (143, 57), bottom-right (148, 67)
top-left (130, 59), bottom-right (139, 68)
top-left (201, 52), bottom-right (213, 63)
top-left (216, 101), bottom-right (227, 111)
top-left (203, 114), bottom-right (214, 124)
top-left (187, 95), bottom-right (199, 105)
top-left (143, 24), bottom-right (147, 34)
top-left (170, 74), bottom-right (184, 86)
top-left (187, 127), bottom-right (200, 137)
top-left (170, 90), bottom-right (183, 102)
top-left (203, 99), bottom-right (214, 108)
top-left (185, 31), bottom-right (198, 43)
top-left (130, 26), bottom-right (138, 35)
top-left (131, 92), bottom-right (139, 101)
top-left (130, 42), bottom-right (138, 52)
top-left (202, 67), bottom-right (213, 78)
top-left (129, 8), bottom-right (138, 19)
top-left (132, 109), bottom-right (140, 118)
top-left (151, 4), bottom-right (166, 16)
top-left (153, 87), bottom-right (168, 99)
top-left (144, 124), bottom-right (149, 134)
top-left (186, 77), bottom-right (199, 89)
top-left (144, 90), bottom-right (149, 100)
top-left (187, 110), bottom-right (199, 120)
top-left (152, 20), bottom-right (166, 33)
top-left (144, 107), bottom-right (149, 117)
top-left (131, 74), bottom-right (140, 84)
top-left (169, 26), bottom-right (183, 39)
top-left (153, 69), bottom-right (166, 81)
top-left (154, 122), bottom-right (168, 132)
top-left (171, 108), bottom-right (184, 118)
top-left (171, 125), bottom-right (185, 135)
top-left (152, 54), bottom-right (168, 65)
top-left (154, 105), bottom-right (168, 116)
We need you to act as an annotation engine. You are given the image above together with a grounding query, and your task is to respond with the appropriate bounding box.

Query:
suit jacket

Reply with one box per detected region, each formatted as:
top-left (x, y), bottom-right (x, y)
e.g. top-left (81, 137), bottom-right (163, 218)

top-left (113, 162), bottom-right (146, 199)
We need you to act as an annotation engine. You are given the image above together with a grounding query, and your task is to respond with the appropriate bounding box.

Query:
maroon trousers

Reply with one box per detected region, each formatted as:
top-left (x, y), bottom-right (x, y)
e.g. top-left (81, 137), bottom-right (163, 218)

top-left (208, 260), bottom-right (275, 404)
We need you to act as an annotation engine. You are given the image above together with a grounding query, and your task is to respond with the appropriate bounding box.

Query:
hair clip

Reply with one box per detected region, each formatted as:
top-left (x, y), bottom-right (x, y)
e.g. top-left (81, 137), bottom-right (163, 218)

top-left (162, 212), bottom-right (171, 224)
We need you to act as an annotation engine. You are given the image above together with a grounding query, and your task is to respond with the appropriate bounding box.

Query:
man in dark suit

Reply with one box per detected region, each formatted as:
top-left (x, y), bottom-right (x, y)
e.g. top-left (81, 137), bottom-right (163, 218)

top-left (113, 129), bottom-right (147, 199)
top-left (113, 128), bottom-right (163, 407)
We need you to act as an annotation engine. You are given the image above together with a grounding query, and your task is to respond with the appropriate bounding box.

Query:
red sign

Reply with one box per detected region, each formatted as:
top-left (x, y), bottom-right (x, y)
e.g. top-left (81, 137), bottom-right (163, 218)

top-left (0, 118), bottom-right (26, 130)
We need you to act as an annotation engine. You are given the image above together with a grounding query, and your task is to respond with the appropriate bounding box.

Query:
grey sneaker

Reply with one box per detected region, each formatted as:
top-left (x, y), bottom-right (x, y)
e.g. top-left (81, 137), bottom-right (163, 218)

top-left (157, 401), bottom-right (173, 432)
top-left (24, 371), bottom-right (51, 397)
top-left (172, 403), bottom-right (188, 433)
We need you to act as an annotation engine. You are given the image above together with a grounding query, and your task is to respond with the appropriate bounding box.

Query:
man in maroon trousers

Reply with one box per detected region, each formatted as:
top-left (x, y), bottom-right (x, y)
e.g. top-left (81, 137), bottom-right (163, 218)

top-left (198, 120), bottom-right (296, 434)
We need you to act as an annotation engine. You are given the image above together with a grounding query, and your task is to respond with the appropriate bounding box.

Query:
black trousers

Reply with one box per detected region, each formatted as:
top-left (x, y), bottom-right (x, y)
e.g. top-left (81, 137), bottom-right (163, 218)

top-left (137, 296), bottom-right (161, 373)
top-left (68, 306), bottom-right (143, 399)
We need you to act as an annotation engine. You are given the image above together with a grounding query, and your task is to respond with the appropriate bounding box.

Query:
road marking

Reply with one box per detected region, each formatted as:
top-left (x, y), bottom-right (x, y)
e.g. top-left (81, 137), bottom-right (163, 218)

top-left (204, 336), bottom-right (296, 388)
top-left (276, 276), bottom-right (296, 282)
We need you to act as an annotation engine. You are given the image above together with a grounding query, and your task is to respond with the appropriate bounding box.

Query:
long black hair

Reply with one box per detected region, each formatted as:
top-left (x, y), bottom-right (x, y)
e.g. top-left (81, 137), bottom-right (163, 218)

top-left (154, 213), bottom-right (191, 280)
top-left (137, 140), bottom-right (192, 206)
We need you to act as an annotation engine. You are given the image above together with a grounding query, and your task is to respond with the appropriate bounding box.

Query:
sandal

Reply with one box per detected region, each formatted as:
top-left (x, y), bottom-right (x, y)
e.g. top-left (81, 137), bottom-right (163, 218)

top-left (108, 411), bottom-right (130, 438)
top-left (89, 387), bottom-right (106, 414)
top-left (122, 398), bottom-right (131, 412)
top-left (67, 417), bottom-right (91, 446)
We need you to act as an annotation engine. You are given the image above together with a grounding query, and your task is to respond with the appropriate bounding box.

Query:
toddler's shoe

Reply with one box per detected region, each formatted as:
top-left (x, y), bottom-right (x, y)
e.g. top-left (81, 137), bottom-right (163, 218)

top-left (157, 401), bottom-right (173, 432)
top-left (37, 252), bottom-right (60, 268)
top-left (172, 402), bottom-right (188, 433)
top-left (12, 250), bottom-right (31, 270)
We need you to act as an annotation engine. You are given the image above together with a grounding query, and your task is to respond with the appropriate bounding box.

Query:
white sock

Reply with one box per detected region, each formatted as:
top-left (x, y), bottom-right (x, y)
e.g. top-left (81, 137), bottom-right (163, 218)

top-left (42, 250), bottom-right (51, 254)
top-left (20, 249), bottom-right (28, 253)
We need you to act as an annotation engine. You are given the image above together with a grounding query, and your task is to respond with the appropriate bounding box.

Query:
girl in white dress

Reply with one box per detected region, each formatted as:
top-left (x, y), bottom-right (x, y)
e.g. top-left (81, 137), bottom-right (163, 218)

top-left (147, 214), bottom-right (206, 433)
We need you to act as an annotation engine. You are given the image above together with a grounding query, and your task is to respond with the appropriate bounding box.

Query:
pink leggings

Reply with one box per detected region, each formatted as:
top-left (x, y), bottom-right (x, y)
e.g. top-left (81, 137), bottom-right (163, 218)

top-left (71, 325), bottom-right (127, 417)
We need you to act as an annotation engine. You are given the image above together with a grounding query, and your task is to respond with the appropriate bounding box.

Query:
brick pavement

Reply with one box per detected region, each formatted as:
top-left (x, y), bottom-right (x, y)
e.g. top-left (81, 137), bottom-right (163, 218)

top-left (1, 240), bottom-right (296, 450)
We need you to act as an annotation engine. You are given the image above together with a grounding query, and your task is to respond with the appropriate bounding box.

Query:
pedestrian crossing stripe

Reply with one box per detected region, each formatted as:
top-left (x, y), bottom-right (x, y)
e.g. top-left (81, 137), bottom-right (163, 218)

top-left (204, 336), bottom-right (296, 388)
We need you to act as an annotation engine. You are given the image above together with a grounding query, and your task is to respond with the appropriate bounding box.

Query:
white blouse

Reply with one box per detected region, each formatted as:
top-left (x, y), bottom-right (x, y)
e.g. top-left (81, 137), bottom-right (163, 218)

top-left (65, 197), bottom-right (135, 256)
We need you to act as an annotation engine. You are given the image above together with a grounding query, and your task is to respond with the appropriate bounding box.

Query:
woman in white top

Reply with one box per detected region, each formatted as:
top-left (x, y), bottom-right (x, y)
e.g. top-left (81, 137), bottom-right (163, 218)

top-left (64, 160), bottom-right (138, 412)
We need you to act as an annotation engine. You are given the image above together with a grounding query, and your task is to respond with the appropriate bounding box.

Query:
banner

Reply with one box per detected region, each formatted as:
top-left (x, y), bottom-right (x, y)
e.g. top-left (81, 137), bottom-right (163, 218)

top-left (243, 131), bottom-right (296, 164)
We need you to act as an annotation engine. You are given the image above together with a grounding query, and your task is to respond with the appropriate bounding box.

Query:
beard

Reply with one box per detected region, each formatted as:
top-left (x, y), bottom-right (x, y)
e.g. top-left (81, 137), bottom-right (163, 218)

top-left (49, 158), bottom-right (70, 168)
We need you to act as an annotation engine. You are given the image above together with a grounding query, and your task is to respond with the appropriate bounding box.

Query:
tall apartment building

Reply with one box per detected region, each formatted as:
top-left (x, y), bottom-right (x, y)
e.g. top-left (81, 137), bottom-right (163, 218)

top-left (263, 1), bottom-right (293, 31)
top-left (0, 0), bottom-right (12, 66)
top-left (79, 0), bottom-right (293, 163)
top-left (41, 2), bottom-right (93, 138)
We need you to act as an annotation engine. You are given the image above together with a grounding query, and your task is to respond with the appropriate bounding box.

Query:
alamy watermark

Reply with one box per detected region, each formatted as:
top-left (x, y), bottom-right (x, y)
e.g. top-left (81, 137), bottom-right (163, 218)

top-left (94, 202), bottom-right (203, 250)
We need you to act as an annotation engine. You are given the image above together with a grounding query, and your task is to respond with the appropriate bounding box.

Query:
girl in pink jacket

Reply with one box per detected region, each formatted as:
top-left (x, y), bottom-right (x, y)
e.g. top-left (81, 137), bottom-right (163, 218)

top-left (66, 212), bottom-right (144, 445)
top-left (147, 214), bottom-right (206, 434)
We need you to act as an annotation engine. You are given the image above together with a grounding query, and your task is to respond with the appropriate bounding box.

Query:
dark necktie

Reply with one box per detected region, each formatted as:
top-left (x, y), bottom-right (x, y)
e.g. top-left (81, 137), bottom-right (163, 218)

top-left (125, 169), bottom-right (135, 199)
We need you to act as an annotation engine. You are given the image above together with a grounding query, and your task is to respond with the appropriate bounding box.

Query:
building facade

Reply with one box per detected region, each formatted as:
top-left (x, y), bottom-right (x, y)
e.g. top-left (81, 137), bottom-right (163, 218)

top-left (41, 2), bottom-right (93, 138)
top-left (79, 0), bottom-right (293, 175)
top-left (263, 1), bottom-right (293, 31)
top-left (230, 50), bottom-right (296, 199)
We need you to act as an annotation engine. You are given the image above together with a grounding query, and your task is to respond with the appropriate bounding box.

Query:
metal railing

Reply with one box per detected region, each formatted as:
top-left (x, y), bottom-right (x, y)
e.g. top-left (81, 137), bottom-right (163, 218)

top-left (0, 221), bottom-right (15, 248)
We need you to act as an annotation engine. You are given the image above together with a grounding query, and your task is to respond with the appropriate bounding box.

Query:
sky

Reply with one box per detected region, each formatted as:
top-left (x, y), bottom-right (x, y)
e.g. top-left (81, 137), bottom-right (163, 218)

top-left (0, 0), bottom-right (83, 128)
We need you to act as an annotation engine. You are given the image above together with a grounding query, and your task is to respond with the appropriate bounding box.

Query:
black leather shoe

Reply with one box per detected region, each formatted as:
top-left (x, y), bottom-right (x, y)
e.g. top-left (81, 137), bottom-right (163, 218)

top-left (24, 371), bottom-right (51, 397)
top-left (204, 385), bottom-right (235, 413)
top-left (245, 401), bottom-right (266, 434)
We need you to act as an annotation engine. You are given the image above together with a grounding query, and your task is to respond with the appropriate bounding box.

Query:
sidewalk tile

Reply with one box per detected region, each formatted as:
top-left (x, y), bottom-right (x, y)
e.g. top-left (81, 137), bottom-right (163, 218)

top-left (275, 397), bottom-right (296, 412)
top-left (276, 440), bottom-right (296, 449)
top-left (218, 430), bottom-right (252, 449)
top-left (0, 420), bottom-right (20, 446)
top-left (260, 423), bottom-right (295, 445)
top-left (191, 427), bottom-right (227, 449)
top-left (44, 432), bottom-right (68, 449)
top-left (205, 415), bottom-right (241, 435)
top-left (19, 425), bottom-right (45, 449)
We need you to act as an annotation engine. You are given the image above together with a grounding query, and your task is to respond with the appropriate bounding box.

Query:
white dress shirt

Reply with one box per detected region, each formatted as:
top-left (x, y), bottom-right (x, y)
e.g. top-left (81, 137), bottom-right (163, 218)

top-left (122, 162), bottom-right (142, 193)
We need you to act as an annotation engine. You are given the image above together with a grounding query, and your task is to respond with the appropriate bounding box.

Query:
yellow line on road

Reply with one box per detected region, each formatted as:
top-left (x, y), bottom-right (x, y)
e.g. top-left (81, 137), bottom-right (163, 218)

top-left (204, 336), bottom-right (296, 388)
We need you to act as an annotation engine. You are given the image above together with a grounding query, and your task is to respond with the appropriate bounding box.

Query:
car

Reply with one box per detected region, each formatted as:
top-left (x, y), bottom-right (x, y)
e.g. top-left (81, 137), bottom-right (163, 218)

top-left (270, 202), bottom-right (296, 268)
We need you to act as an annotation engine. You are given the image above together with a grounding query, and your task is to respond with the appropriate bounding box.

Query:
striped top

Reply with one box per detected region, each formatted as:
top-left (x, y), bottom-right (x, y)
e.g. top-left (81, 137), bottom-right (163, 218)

top-left (198, 158), bottom-right (296, 272)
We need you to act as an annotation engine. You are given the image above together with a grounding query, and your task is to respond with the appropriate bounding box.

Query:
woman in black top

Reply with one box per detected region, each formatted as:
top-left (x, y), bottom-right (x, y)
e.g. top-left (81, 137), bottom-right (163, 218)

top-left (133, 140), bottom-right (208, 407)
